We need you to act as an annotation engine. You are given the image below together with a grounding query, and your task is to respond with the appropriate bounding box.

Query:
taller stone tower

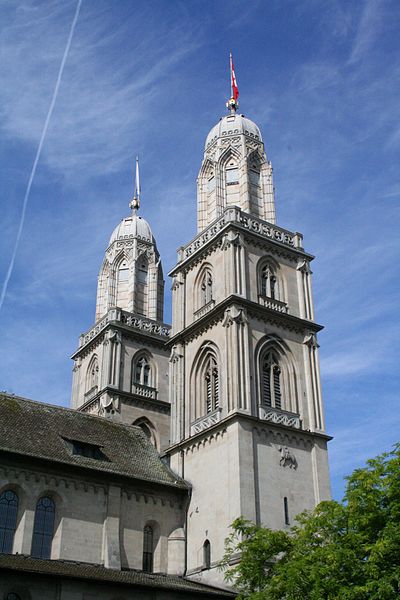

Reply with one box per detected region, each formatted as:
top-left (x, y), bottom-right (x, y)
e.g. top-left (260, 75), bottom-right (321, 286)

top-left (167, 98), bottom-right (331, 585)
top-left (71, 165), bottom-right (171, 451)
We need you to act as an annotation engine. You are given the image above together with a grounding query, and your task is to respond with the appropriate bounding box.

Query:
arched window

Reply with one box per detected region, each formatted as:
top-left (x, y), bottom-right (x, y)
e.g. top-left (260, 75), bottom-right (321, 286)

top-left (116, 258), bottom-right (130, 309)
top-left (133, 355), bottom-right (152, 387)
top-left (117, 260), bottom-right (129, 283)
top-left (203, 539), bottom-right (211, 569)
top-left (262, 352), bottom-right (281, 409)
top-left (204, 355), bottom-right (219, 414)
top-left (0, 489), bottom-right (18, 554)
top-left (136, 256), bottom-right (148, 316)
top-left (200, 270), bottom-right (213, 307)
top-left (31, 497), bottom-right (55, 559)
top-left (260, 264), bottom-right (277, 299)
top-left (86, 356), bottom-right (99, 393)
top-left (142, 525), bottom-right (154, 572)
top-left (5, 594), bottom-right (22, 600)
top-left (133, 418), bottom-right (158, 450)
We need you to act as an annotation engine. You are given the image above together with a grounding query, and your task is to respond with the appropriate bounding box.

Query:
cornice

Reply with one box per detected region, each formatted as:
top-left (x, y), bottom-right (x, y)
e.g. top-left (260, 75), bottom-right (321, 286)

top-left (168, 295), bottom-right (323, 346)
top-left (169, 207), bottom-right (313, 277)
top-left (166, 411), bottom-right (332, 455)
top-left (72, 316), bottom-right (171, 360)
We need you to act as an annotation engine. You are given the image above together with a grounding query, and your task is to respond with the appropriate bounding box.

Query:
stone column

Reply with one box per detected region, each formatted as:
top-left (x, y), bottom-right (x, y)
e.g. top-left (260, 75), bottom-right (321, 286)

top-left (102, 485), bottom-right (121, 569)
top-left (70, 358), bottom-right (81, 409)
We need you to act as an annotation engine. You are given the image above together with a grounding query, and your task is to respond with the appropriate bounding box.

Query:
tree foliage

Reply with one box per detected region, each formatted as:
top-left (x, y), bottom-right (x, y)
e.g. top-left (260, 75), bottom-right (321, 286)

top-left (221, 444), bottom-right (400, 599)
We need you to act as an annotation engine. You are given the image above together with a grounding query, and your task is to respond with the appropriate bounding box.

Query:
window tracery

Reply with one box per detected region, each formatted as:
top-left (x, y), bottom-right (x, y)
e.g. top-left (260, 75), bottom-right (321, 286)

top-left (0, 489), bottom-right (18, 554)
top-left (31, 496), bottom-right (55, 559)
top-left (134, 355), bottom-right (151, 387)
top-left (260, 264), bottom-right (277, 299)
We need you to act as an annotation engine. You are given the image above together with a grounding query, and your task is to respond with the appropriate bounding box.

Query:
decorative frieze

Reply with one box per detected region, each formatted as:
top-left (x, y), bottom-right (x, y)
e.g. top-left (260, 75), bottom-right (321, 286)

top-left (259, 406), bottom-right (302, 429)
top-left (177, 207), bottom-right (303, 267)
top-left (79, 308), bottom-right (171, 348)
top-left (191, 408), bottom-right (222, 435)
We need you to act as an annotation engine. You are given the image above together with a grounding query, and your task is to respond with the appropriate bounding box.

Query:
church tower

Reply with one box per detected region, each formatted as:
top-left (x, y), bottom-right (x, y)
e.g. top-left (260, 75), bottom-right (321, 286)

top-left (71, 160), bottom-right (171, 451)
top-left (167, 88), bottom-right (331, 584)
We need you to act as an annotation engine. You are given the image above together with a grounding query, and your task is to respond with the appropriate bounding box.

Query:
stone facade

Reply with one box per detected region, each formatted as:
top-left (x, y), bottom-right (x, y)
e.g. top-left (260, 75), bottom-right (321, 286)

top-left (168, 110), bottom-right (330, 586)
top-left (0, 98), bottom-right (331, 598)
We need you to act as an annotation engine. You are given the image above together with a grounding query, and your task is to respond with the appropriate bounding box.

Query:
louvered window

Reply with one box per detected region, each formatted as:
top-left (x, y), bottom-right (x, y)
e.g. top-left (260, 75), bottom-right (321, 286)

top-left (0, 490), bottom-right (18, 554)
top-left (204, 356), bottom-right (219, 414)
top-left (142, 525), bottom-right (154, 572)
top-left (263, 364), bottom-right (272, 406)
top-left (262, 354), bottom-right (282, 410)
top-left (273, 366), bottom-right (281, 409)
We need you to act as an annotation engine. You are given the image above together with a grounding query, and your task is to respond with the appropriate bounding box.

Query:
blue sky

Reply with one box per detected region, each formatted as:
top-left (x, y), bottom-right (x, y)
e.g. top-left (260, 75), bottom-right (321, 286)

top-left (0, 0), bottom-right (399, 500)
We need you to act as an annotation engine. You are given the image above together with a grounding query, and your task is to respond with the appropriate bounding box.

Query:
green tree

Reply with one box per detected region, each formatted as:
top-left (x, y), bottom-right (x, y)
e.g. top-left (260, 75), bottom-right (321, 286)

top-left (221, 444), bottom-right (400, 600)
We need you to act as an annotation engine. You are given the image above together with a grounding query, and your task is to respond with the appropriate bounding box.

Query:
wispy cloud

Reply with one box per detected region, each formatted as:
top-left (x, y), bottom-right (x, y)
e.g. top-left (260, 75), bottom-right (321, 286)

top-left (0, 1), bottom-right (202, 180)
top-left (348, 0), bottom-right (383, 64)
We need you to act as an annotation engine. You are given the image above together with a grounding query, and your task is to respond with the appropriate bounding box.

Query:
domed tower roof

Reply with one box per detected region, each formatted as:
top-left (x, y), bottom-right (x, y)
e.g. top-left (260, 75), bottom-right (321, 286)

top-left (197, 86), bottom-right (276, 231)
top-left (95, 157), bottom-right (165, 323)
top-left (109, 213), bottom-right (154, 245)
top-left (205, 113), bottom-right (262, 150)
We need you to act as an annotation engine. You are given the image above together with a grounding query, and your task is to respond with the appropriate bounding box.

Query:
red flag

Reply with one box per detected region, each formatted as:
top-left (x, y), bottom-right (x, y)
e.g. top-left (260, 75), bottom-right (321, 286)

top-left (230, 52), bottom-right (239, 101)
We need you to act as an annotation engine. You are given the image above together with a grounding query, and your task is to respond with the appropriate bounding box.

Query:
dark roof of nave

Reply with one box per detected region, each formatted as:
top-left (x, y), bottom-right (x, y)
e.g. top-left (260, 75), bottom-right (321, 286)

top-left (0, 393), bottom-right (186, 489)
top-left (0, 554), bottom-right (235, 597)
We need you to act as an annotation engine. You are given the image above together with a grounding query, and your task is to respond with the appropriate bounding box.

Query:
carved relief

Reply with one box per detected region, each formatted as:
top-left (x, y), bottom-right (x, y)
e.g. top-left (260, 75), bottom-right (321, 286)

top-left (279, 446), bottom-right (298, 469)
top-left (222, 305), bottom-right (248, 328)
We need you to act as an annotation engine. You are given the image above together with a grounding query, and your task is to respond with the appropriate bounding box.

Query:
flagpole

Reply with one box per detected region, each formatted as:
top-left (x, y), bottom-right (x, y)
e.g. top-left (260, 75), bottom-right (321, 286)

top-left (229, 51), bottom-right (233, 99)
top-left (129, 156), bottom-right (140, 212)
top-left (226, 51), bottom-right (239, 113)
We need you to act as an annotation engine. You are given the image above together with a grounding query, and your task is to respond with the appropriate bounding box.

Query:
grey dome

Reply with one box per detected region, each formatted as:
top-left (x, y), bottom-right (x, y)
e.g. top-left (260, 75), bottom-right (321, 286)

top-left (109, 213), bottom-right (153, 245)
top-left (205, 113), bottom-right (262, 149)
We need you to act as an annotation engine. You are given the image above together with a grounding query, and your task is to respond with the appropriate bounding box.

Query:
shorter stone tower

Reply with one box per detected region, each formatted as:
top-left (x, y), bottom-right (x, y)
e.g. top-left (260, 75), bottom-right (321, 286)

top-left (71, 164), bottom-right (171, 451)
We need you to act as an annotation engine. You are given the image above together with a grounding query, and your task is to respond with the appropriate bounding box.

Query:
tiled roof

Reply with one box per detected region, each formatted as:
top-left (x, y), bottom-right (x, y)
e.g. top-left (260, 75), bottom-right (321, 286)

top-left (0, 554), bottom-right (234, 597)
top-left (0, 393), bottom-right (186, 489)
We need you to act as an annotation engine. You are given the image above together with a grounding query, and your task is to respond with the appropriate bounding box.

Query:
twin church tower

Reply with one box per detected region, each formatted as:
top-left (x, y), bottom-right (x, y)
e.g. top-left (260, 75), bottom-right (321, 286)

top-left (70, 86), bottom-right (331, 584)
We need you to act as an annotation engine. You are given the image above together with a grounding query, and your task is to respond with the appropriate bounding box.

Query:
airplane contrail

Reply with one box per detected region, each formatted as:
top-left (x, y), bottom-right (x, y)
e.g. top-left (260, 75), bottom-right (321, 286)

top-left (0, 0), bottom-right (83, 313)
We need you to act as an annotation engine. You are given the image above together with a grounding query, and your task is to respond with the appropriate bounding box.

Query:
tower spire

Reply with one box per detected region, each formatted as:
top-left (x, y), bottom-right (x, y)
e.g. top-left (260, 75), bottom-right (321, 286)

top-left (129, 156), bottom-right (141, 212)
top-left (226, 52), bottom-right (239, 113)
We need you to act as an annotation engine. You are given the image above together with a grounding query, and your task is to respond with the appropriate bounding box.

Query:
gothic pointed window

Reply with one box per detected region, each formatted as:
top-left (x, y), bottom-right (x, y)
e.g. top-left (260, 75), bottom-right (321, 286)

top-left (117, 260), bottom-right (129, 282)
top-left (136, 257), bottom-right (148, 316)
top-left (262, 353), bottom-right (281, 410)
top-left (226, 167), bottom-right (239, 185)
top-left (133, 356), bottom-right (151, 387)
top-left (116, 259), bottom-right (130, 310)
top-left (200, 270), bottom-right (213, 307)
top-left (86, 356), bottom-right (99, 393)
top-left (0, 489), bottom-right (18, 554)
top-left (31, 496), bottom-right (55, 559)
top-left (142, 525), bottom-right (154, 572)
top-left (204, 356), bottom-right (219, 414)
top-left (260, 265), bottom-right (276, 299)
